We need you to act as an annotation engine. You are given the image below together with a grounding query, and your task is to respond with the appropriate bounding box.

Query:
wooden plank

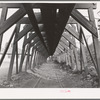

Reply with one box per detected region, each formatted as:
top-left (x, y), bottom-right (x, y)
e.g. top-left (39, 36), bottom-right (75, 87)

top-left (22, 4), bottom-right (49, 53)
top-left (0, 7), bottom-right (8, 51)
top-left (61, 37), bottom-right (69, 47)
top-left (71, 9), bottom-right (98, 37)
top-left (0, 7), bottom-right (26, 35)
top-left (0, 26), bottom-right (16, 66)
top-left (59, 41), bottom-right (68, 49)
top-left (60, 39), bottom-right (69, 47)
top-left (63, 32), bottom-right (76, 47)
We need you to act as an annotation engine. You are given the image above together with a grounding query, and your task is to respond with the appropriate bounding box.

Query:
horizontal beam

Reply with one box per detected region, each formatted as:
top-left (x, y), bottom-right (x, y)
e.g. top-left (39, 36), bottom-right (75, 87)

top-left (0, 3), bottom-right (96, 9)
top-left (31, 3), bottom-right (96, 9)
top-left (71, 9), bottom-right (98, 37)
top-left (75, 3), bottom-right (96, 9)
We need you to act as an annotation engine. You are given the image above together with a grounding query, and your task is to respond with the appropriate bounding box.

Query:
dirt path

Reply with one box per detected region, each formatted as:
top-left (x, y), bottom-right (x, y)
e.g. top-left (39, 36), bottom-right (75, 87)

top-left (0, 61), bottom-right (93, 88)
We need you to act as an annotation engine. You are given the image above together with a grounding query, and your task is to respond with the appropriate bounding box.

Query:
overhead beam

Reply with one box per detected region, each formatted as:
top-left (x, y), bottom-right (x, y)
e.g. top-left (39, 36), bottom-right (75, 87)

top-left (71, 9), bottom-right (98, 37)
top-left (31, 3), bottom-right (96, 9)
top-left (41, 8), bottom-right (56, 55)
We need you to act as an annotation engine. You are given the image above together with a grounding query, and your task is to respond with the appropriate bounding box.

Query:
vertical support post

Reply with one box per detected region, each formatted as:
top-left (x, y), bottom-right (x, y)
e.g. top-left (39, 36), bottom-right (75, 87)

top-left (29, 47), bottom-right (34, 69)
top-left (25, 43), bottom-right (31, 71)
top-left (77, 23), bottom-right (88, 73)
top-left (70, 45), bottom-right (75, 70)
top-left (88, 6), bottom-right (100, 86)
top-left (32, 49), bottom-right (36, 69)
top-left (15, 24), bottom-right (20, 74)
top-left (19, 35), bottom-right (27, 72)
top-left (7, 25), bottom-right (19, 81)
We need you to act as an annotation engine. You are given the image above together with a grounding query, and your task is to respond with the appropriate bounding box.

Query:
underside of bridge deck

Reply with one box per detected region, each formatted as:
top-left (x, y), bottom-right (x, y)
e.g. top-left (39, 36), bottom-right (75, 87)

top-left (0, 3), bottom-right (100, 87)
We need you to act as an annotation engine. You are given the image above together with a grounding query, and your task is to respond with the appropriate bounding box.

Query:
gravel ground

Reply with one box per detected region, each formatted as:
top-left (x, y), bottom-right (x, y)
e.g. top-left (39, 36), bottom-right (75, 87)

top-left (0, 61), bottom-right (93, 88)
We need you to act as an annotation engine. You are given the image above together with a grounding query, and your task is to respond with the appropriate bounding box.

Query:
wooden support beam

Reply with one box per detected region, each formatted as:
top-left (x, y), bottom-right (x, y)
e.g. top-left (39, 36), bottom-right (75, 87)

top-left (53, 4), bottom-right (75, 54)
top-left (75, 3), bottom-right (96, 9)
top-left (71, 9), bottom-right (98, 37)
top-left (63, 32), bottom-right (76, 47)
top-left (77, 24), bottom-right (88, 73)
top-left (82, 27), bottom-right (97, 71)
top-left (32, 49), bottom-right (36, 69)
top-left (61, 37), bottom-right (69, 47)
top-left (19, 35), bottom-right (27, 72)
top-left (31, 3), bottom-right (96, 9)
top-left (24, 33), bottom-right (37, 46)
top-left (18, 13), bottom-right (42, 24)
top-left (22, 3), bottom-right (49, 54)
top-left (0, 7), bottom-right (8, 51)
top-left (41, 8), bottom-right (56, 55)
top-left (15, 24), bottom-right (20, 74)
top-left (15, 24), bottom-right (33, 43)
top-left (25, 43), bottom-right (31, 71)
top-left (60, 39), bottom-right (69, 48)
top-left (7, 25), bottom-right (19, 81)
top-left (65, 24), bottom-right (83, 43)
top-left (0, 26), bottom-right (16, 67)
top-left (0, 3), bottom-right (22, 8)
top-left (59, 41), bottom-right (68, 50)
top-left (70, 46), bottom-right (75, 70)
top-left (88, 6), bottom-right (100, 87)
top-left (0, 7), bottom-right (26, 35)
top-left (29, 47), bottom-right (34, 69)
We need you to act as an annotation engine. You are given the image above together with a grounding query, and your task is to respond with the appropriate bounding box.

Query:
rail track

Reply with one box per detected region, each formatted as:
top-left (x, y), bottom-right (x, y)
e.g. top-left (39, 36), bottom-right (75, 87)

top-left (33, 70), bottom-right (64, 88)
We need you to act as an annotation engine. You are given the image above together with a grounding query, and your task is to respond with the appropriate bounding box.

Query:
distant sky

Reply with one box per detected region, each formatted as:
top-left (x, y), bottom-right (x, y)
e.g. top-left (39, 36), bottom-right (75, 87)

top-left (1, 3), bottom-right (100, 50)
